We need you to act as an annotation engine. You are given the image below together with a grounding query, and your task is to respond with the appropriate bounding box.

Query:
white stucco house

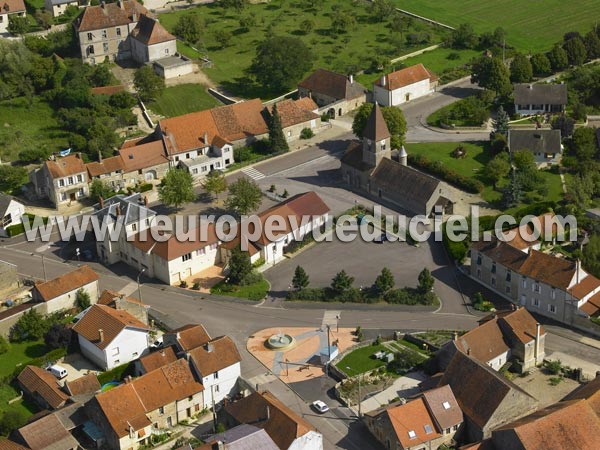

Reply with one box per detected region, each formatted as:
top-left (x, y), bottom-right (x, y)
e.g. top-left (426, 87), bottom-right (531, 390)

top-left (44, 0), bottom-right (78, 18)
top-left (187, 335), bottom-right (241, 408)
top-left (31, 265), bottom-right (100, 314)
top-left (0, 194), bottom-right (25, 237)
top-left (373, 63), bottom-right (437, 106)
top-left (72, 304), bottom-right (150, 370)
top-left (513, 83), bottom-right (567, 116)
top-left (0, 0), bottom-right (26, 34)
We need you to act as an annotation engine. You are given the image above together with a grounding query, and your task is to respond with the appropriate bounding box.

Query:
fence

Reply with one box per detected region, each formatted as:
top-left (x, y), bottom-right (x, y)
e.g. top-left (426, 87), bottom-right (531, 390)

top-left (138, 99), bottom-right (155, 129)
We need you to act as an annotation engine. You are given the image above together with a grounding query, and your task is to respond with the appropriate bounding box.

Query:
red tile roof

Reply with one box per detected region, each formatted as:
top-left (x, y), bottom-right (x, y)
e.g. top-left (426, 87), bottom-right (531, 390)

top-left (386, 398), bottom-right (442, 449)
top-left (118, 139), bottom-right (169, 172)
top-left (72, 304), bottom-right (149, 350)
top-left (90, 85), bottom-right (126, 96)
top-left (0, 439), bottom-right (28, 450)
top-left (422, 385), bottom-right (463, 430)
top-left (562, 375), bottom-right (600, 416)
top-left (16, 413), bottom-right (78, 450)
top-left (375, 64), bottom-right (436, 91)
top-left (1, 0), bottom-right (25, 13)
top-left (44, 154), bottom-right (86, 179)
top-left (519, 250), bottom-right (576, 290)
top-left (93, 383), bottom-right (150, 438)
top-left (86, 155), bottom-right (125, 177)
top-left (17, 366), bottom-right (69, 410)
top-left (188, 336), bottom-right (241, 376)
top-left (130, 14), bottom-right (175, 45)
top-left (77, 0), bottom-right (149, 32)
top-left (224, 391), bottom-right (316, 450)
top-left (580, 292), bottom-right (600, 317)
top-left (64, 373), bottom-right (101, 396)
top-left (98, 289), bottom-right (145, 308)
top-left (498, 307), bottom-right (544, 344)
top-left (295, 96), bottom-right (319, 112)
top-left (138, 346), bottom-right (178, 373)
top-left (267, 99), bottom-right (319, 128)
top-left (33, 265), bottom-right (99, 302)
top-left (165, 323), bottom-right (211, 351)
top-left (570, 274), bottom-right (600, 300)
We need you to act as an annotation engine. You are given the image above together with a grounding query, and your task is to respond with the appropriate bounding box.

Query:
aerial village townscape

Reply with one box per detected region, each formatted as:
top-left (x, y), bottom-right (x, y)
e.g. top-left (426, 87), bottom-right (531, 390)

top-left (1, 0), bottom-right (600, 449)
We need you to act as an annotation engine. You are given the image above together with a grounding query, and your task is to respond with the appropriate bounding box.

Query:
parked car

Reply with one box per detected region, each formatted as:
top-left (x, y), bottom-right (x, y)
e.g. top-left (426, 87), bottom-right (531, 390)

top-left (48, 365), bottom-right (68, 380)
top-left (312, 400), bottom-right (329, 414)
top-left (150, 337), bottom-right (163, 350)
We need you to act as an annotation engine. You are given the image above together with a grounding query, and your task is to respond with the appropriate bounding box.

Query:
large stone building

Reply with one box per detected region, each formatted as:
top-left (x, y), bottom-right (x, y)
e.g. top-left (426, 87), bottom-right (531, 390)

top-left (75, 0), bottom-right (175, 65)
top-left (30, 153), bottom-right (89, 207)
top-left (340, 103), bottom-right (455, 216)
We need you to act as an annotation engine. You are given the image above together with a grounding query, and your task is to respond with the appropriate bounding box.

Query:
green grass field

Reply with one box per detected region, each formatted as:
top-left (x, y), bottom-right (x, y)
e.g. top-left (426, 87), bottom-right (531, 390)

top-left (159, 1), bottom-right (448, 98)
top-left (147, 84), bottom-right (222, 117)
top-left (392, 0), bottom-right (598, 53)
top-left (0, 97), bottom-right (70, 162)
top-left (211, 277), bottom-right (270, 301)
top-left (337, 344), bottom-right (389, 374)
top-left (0, 383), bottom-right (38, 419)
top-left (0, 340), bottom-right (49, 379)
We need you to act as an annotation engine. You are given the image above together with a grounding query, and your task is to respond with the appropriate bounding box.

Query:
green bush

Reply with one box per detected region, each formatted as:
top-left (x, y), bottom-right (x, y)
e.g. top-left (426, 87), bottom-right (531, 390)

top-left (300, 128), bottom-right (314, 139)
top-left (0, 336), bottom-right (10, 355)
top-left (252, 257), bottom-right (266, 268)
top-left (97, 362), bottom-right (133, 385)
top-left (0, 409), bottom-right (27, 435)
top-left (191, 282), bottom-right (200, 290)
top-left (138, 183), bottom-right (153, 193)
top-left (5, 223), bottom-right (25, 237)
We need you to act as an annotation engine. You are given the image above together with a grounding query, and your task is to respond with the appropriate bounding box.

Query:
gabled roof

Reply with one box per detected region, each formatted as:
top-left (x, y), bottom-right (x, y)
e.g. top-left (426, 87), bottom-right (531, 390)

top-left (188, 335), bottom-right (241, 376)
top-left (224, 391), bottom-right (316, 450)
top-left (199, 424), bottom-right (279, 450)
top-left (98, 289), bottom-right (145, 308)
top-left (370, 158), bottom-right (441, 206)
top-left (472, 239), bottom-right (530, 272)
top-left (513, 83), bottom-right (568, 106)
top-left (341, 141), bottom-right (374, 172)
top-left (267, 99), bottom-right (320, 128)
top-left (164, 323), bottom-right (211, 352)
top-left (130, 14), bottom-right (175, 45)
top-left (519, 249), bottom-right (576, 290)
top-left (94, 359), bottom-right (203, 437)
top-left (118, 138), bottom-right (169, 172)
top-left (363, 102), bottom-right (390, 141)
top-left (498, 307), bottom-right (544, 344)
top-left (509, 129), bottom-right (562, 155)
top-left (17, 366), bottom-right (69, 410)
top-left (15, 413), bottom-right (79, 450)
top-left (562, 375), bottom-right (600, 416)
top-left (93, 193), bottom-right (156, 226)
top-left (72, 304), bottom-right (149, 350)
top-left (494, 399), bottom-right (600, 450)
top-left (440, 350), bottom-right (536, 429)
top-left (86, 155), bottom-right (125, 177)
top-left (375, 64), bottom-right (436, 91)
top-left (138, 345), bottom-right (178, 373)
top-left (0, 193), bottom-right (21, 216)
top-left (33, 265), bottom-right (99, 302)
top-left (422, 385), bottom-right (463, 430)
top-left (298, 68), bottom-right (366, 100)
top-left (64, 373), bottom-right (101, 397)
top-left (1, 0), bottom-right (25, 13)
top-left (0, 439), bottom-right (28, 450)
top-left (77, 0), bottom-right (149, 32)
top-left (44, 154), bottom-right (86, 179)
top-left (580, 291), bottom-right (600, 317)
top-left (294, 96), bottom-right (319, 112)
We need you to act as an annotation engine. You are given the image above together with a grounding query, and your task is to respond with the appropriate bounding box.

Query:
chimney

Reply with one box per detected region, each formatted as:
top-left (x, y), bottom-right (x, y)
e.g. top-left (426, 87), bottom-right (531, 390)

top-left (101, 0), bottom-right (105, 8)
top-left (453, 331), bottom-right (458, 341)
top-left (118, 0), bottom-right (124, 9)
top-left (98, 151), bottom-right (102, 163)
top-left (124, 375), bottom-right (133, 384)
top-left (349, 74), bottom-right (354, 85)
top-left (511, 303), bottom-right (516, 311)
top-left (99, 196), bottom-right (104, 209)
top-left (76, 152), bottom-right (82, 159)
top-left (116, 205), bottom-right (121, 216)
top-left (203, 132), bottom-right (208, 145)
top-left (380, 75), bottom-right (386, 87)
top-left (205, 343), bottom-right (214, 353)
top-left (576, 259), bottom-right (581, 284)
top-left (534, 323), bottom-right (541, 363)
top-left (98, 329), bottom-right (104, 343)
top-left (132, 12), bottom-right (137, 22)
top-left (467, 348), bottom-right (471, 356)
top-left (400, 398), bottom-right (407, 405)
top-left (528, 84), bottom-right (533, 89)
top-left (213, 442), bottom-right (224, 450)
top-left (144, 196), bottom-right (148, 207)
top-left (266, 405), bottom-right (270, 420)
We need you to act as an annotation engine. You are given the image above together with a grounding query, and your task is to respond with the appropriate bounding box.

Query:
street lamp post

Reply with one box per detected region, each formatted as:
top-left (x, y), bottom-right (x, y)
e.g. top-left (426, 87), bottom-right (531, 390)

top-left (137, 268), bottom-right (146, 302)
top-left (31, 253), bottom-right (47, 281)
top-left (326, 324), bottom-right (331, 376)
top-left (345, 366), bottom-right (362, 418)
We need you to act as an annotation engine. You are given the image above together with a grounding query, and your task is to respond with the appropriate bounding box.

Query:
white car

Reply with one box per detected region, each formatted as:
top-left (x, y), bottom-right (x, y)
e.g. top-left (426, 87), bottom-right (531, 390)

top-left (312, 400), bottom-right (329, 414)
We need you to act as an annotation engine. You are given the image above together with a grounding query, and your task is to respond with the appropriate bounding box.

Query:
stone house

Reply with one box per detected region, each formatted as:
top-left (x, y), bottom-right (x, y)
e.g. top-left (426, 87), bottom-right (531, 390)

top-left (508, 129), bottom-right (563, 167)
top-left (0, 0), bottom-right (26, 34)
top-left (513, 83), bottom-right (567, 116)
top-left (0, 194), bottom-right (25, 237)
top-left (31, 265), bottom-right (100, 314)
top-left (220, 191), bottom-right (330, 266)
top-left (434, 307), bottom-right (545, 373)
top-left (72, 304), bottom-right (150, 370)
top-left (298, 68), bottom-right (367, 117)
top-left (373, 64), bottom-right (437, 107)
top-left (266, 98), bottom-right (321, 141)
top-left (87, 358), bottom-right (204, 450)
top-left (17, 365), bottom-right (70, 411)
top-left (44, 0), bottom-right (78, 18)
top-left (364, 385), bottom-right (463, 450)
top-left (29, 153), bottom-right (89, 207)
top-left (341, 103), bottom-right (455, 216)
top-left (223, 390), bottom-right (323, 450)
top-left (97, 288), bottom-right (149, 325)
top-left (437, 350), bottom-right (538, 442)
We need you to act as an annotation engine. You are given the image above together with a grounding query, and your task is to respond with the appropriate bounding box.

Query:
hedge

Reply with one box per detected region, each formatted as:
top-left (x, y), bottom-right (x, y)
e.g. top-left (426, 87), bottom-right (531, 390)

top-left (5, 214), bottom-right (49, 237)
top-left (138, 183), bottom-right (153, 193)
top-left (287, 287), bottom-right (437, 305)
top-left (408, 154), bottom-right (484, 194)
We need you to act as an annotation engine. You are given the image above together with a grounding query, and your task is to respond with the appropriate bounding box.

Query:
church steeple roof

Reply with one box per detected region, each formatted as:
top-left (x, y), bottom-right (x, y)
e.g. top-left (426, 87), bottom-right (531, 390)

top-left (363, 103), bottom-right (391, 142)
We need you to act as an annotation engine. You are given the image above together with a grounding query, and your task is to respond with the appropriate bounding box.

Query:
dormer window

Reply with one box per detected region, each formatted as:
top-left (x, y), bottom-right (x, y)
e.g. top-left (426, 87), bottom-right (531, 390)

top-left (408, 430), bottom-right (416, 439)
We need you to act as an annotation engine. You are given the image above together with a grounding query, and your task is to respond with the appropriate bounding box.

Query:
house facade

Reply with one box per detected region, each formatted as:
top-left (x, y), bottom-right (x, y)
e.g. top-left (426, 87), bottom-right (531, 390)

top-left (29, 153), bottom-right (89, 207)
top-left (0, 194), bottom-right (25, 237)
top-left (44, 0), bottom-right (78, 18)
top-left (341, 103), bottom-right (455, 217)
top-left (31, 265), bottom-right (100, 314)
top-left (0, 0), bottom-right (26, 34)
top-left (373, 64), bottom-right (437, 107)
top-left (298, 68), bottom-right (367, 117)
top-left (513, 83), bottom-right (567, 116)
top-left (73, 304), bottom-right (150, 369)
top-left (508, 129), bottom-right (563, 166)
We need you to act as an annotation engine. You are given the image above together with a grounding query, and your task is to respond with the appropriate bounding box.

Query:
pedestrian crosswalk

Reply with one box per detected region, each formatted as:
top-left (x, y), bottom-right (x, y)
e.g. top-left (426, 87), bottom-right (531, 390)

top-left (322, 310), bottom-right (341, 328)
top-left (242, 166), bottom-right (266, 180)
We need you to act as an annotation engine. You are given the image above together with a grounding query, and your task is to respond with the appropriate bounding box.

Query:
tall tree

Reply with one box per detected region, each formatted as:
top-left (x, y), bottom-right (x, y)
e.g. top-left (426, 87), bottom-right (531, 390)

top-left (510, 54), bottom-right (533, 83)
top-left (548, 44), bottom-right (569, 71)
top-left (250, 36), bottom-right (313, 93)
top-left (8, 16), bottom-right (28, 36)
top-left (530, 53), bottom-right (552, 77)
top-left (492, 106), bottom-right (510, 136)
top-left (44, 324), bottom-right (72, 350)
top-left (352, 103), bottom-right (407, 147)
top-left (370, 0), bottom-right (394, 22)
top-left (485, 154), bottom-right (510, 189)
top-left (471, 57), bottom-right (511, 97)
top-left (583, 234), bottom-right (600, 278)
top-left (133, 66), bottom-right (165, 102)
top-left (268, 103), bottom-right (289, 152)
top-left (563, 37), bottom-right (588, 66)
top-left (89, 179), bottom-right (114, 202)
top-left (450, 23), bottom-right (478, 49)
top-left (76, 288), bottom-right (91, 310)
top-left (228, 248), bottom-right (252, 284)
top-left (417, 268), bottom-right (434, 293)
top-left (225, 178), bottom-right (262, 215)
top-left (0, 166), bottom-right (28, 195)
top-left (571, 126), bottom-right (598, 163)
top-left (173, 14), bottom-right (204, 45)
top-left (502, 168), bottom-right (522, 208)
top-left (331, 270), bottom-right (354, 294)
top-left (330, 10), bottom-right (356, 34)
top-left (374, 267), bottom-right (395, 294)
top-left (158, 168), bottom-right (195, 210)
top-left (201, 170), bottom-right (227, 202)
top-left (584, 30), bottom-right (600, 59)
top-left (292, 265), bottom-right (309, 290)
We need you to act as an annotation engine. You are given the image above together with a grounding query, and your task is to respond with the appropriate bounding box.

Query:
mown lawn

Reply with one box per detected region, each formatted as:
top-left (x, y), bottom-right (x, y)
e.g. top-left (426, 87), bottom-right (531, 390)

top-left (0, 97), bottom-right (70, 162)
top-left (147, 84), bottom-right (222, 117)
top-left (158, 1), bottom-right (449, 98)
top-left (337, 344), bottom-right (389, 375)
top-left (211, 278), bottom-right (270, 301)
top-left (0, 340), bottom-right (49, 379)
top-left (392, 0), bottom-right (598, 53)
top-left (0, 383), bottom-right (38, 418)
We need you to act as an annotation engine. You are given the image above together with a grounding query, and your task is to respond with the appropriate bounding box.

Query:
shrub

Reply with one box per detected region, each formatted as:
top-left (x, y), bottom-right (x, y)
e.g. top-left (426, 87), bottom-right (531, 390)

top-left (0, 336), bottom-right (9, 355)
top-left (75, 288), bottom-right (91, 311)
top-left (545, 359), bottom-right (562, 375)
top-left (179, 280), bottom-right (188, 288)
top-left (300, 128), bottom-right (314, 139)
top-left (282, 189), bottom-right (289, 198)
top-left (10, 309), bottom-right (48, 342)
top-left (321, 113), bottom-right (331, 122)
top-left (0, 410), bottom-right (27, 435)
top-left (44, 323), bottom-right (72, 350)
top-left (191, 282), bottom-right (200, 290)
top-left (268, 184), bottom-right (276, 192)
top-left (447, 52), bottom-right (460, 60)
top-left (138, 182), bottom-right (153, 193)
top-left (252, 257), bottom-right (266, 268)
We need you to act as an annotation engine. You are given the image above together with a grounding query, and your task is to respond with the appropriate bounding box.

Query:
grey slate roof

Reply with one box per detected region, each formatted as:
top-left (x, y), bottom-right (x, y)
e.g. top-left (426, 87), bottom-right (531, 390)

top-left (370, 158), bottom-right (441, 204)
top-left (513, 83), bottom-right (567, 105)
top-left (206, 424), bottom-right (279, 450)
top-left (0, 193), bottom-right (18, 216)
top-left (508, 129), bottom-right (562, 154)
top-left (48, 0), bottom-right (77, 5)
top-left (340, 141), bottom-right (374, 172)
top-left (93, 193), bottom-right (156, 226)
